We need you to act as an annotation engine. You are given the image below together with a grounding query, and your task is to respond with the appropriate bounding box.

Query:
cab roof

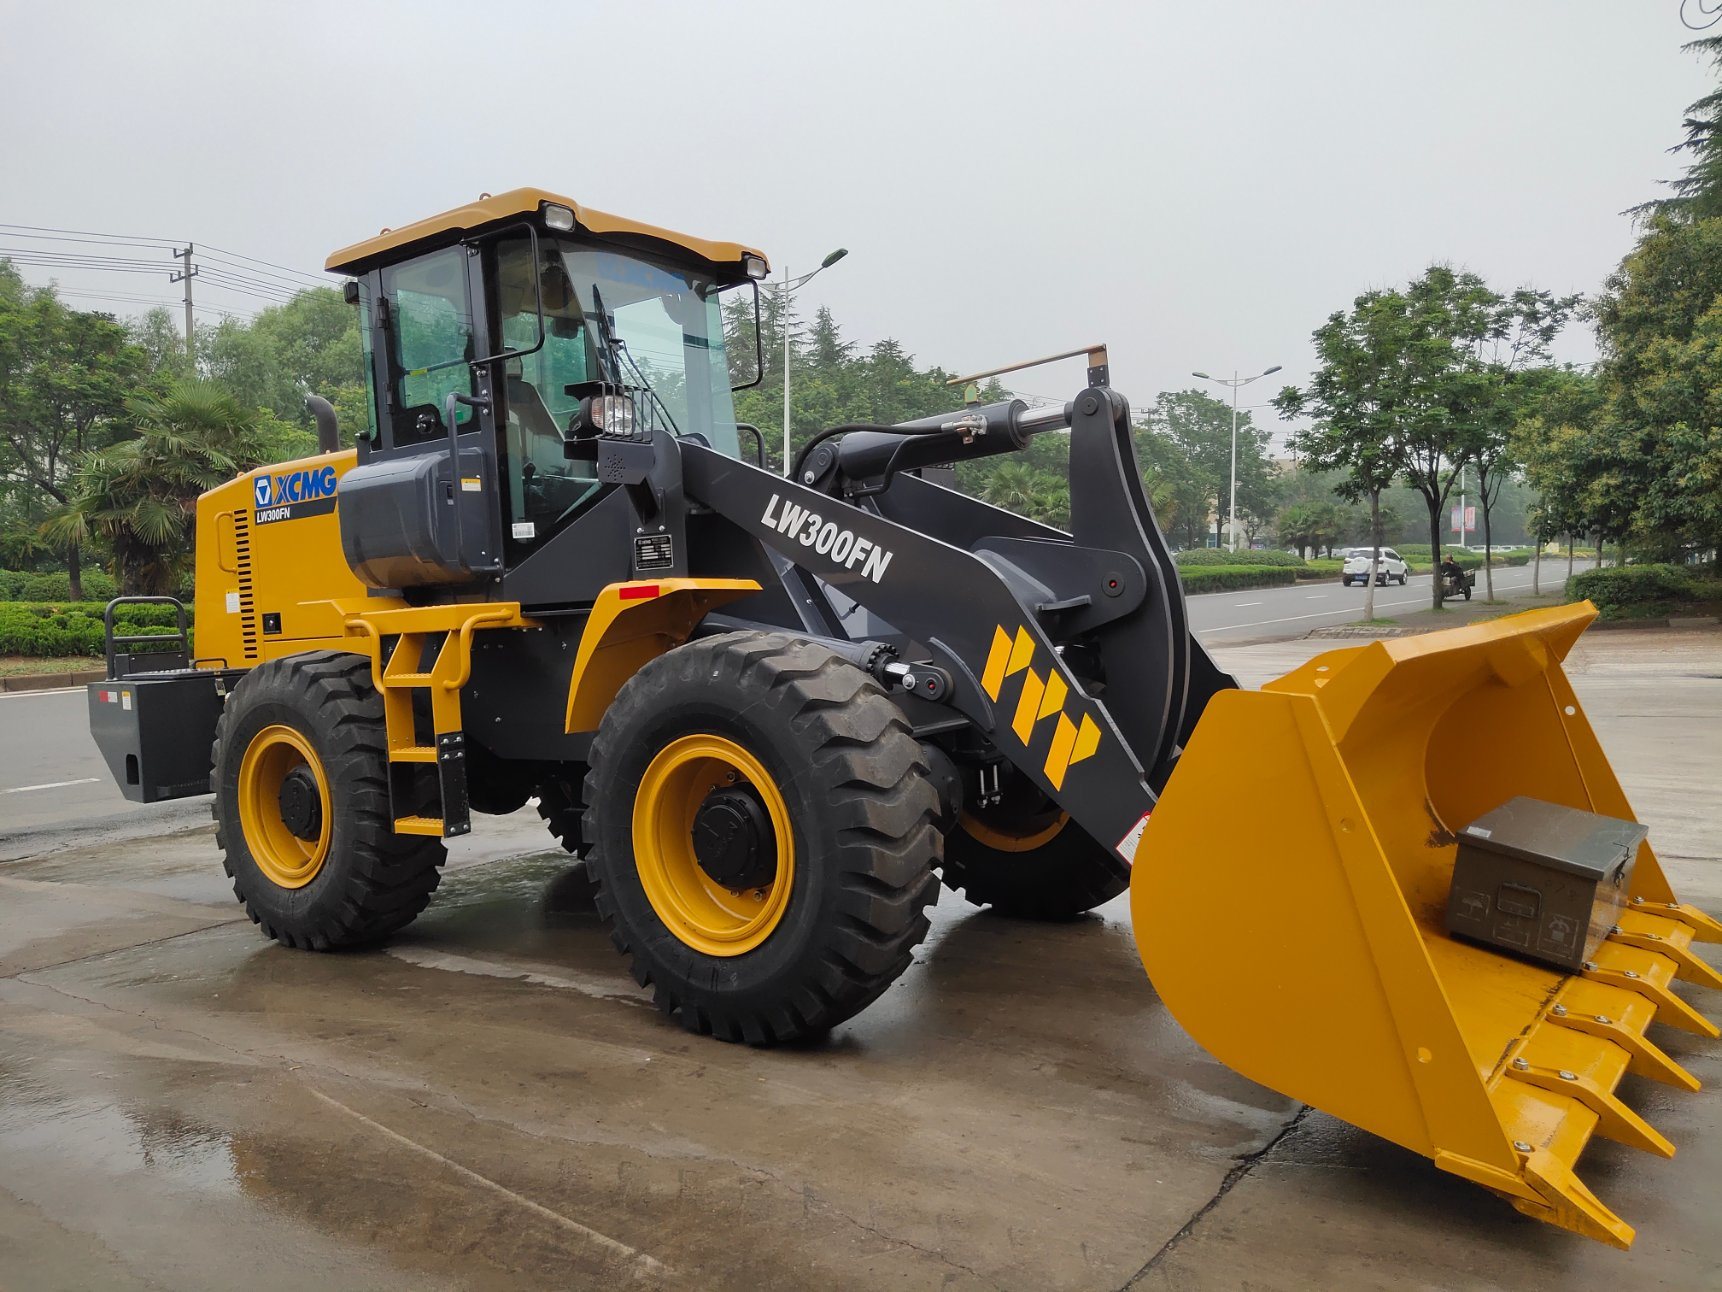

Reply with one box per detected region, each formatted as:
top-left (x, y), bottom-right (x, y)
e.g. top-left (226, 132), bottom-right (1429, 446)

top-left (324, 186), bottom-right (768, 279)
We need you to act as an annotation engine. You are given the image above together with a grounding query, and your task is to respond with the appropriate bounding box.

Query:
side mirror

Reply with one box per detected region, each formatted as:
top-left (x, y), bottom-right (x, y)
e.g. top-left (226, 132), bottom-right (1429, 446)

top-left (715, 279), bottom-right (765, 392)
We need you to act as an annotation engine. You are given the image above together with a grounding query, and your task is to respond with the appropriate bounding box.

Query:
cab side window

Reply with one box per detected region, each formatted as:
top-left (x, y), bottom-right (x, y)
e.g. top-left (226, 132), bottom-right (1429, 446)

top-left (382, 248), bottom-right (475, 447)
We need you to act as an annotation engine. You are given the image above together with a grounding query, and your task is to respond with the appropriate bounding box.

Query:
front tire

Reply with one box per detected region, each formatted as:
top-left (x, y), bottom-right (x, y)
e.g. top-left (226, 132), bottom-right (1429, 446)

top-left (584, 632), bottom-right (940, 1044)
top-left (212, 651), bottom-right (446, 950)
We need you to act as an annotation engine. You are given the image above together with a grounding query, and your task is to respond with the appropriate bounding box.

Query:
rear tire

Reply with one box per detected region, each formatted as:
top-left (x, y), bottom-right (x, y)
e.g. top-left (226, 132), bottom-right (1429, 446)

top-left (584, 632), bottom-right (940, 1044)
top-left (941, 768), bottom-right (1128, 919)
top-left (212, 651), bottom-right (446, 950)
top-left (536, 771), bottom-right (589, 856)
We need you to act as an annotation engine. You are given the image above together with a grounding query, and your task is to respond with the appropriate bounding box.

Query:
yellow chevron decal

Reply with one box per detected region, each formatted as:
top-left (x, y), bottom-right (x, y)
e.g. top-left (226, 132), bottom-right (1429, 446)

top-left (981, 626), bottom-right (1012, 700)
top-left (1012, 668), bottom-right (1045, 744)
top-left (979, 623), bottom-right (1106, 790)
top-left (1038, 670), bottom-right (1067, 719)
top-left (1045, 712), bottom-right (1102, 789)
top-left (1071, 713), bottom-right (1101, 764)
top-left (1044, 713), bottom-right (1079, 788)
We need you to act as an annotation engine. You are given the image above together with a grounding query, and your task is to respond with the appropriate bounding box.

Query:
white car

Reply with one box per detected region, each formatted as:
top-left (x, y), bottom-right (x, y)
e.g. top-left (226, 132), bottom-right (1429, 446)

top-left (1341, 547), bottom-right (1408, 586)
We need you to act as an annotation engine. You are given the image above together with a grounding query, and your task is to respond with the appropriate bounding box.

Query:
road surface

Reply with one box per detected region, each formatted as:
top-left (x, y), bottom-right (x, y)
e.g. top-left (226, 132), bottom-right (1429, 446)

top-left (1, 628), bottom-right (1716, 1290)
top-left (1186, 558), bottom-right (1586, 639)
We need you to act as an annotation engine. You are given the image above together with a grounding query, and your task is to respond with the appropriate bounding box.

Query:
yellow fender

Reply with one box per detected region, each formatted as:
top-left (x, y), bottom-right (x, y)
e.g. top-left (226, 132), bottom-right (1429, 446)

top-left (1132, 602), bottom-right (1721, 1248)
top-left (565, 579), bottom-right (761, 733)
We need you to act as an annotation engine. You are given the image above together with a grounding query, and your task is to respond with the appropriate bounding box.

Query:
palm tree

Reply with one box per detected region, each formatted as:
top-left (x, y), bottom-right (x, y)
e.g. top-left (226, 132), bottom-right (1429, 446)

top-left (44, 381), bottom-right (271, 595)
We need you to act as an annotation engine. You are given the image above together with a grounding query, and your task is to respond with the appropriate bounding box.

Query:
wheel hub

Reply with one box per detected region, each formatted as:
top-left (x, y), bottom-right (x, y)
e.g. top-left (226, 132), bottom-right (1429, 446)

top-left (691, 786), bottom-right (778, 891)
top-left (277, 766), bottom-right (324, 841)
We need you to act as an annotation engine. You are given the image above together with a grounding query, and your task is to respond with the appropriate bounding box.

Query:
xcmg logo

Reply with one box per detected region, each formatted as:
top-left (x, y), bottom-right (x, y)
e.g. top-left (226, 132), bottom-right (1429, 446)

top-left (253, 465), bottom-right (338, 525)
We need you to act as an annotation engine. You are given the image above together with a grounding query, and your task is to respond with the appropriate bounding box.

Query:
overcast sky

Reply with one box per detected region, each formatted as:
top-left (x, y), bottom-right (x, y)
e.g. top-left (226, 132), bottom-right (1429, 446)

top-left (0, 1), bottom-right (1711, 442)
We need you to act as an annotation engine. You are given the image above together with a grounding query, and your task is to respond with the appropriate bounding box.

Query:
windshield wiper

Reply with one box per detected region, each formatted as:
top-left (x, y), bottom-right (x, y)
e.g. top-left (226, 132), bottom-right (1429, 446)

top-left (589, 283), bottom-right (681, 436)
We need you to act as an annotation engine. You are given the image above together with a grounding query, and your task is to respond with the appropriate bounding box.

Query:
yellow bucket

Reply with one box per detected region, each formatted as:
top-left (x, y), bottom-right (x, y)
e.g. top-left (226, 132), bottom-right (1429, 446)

top-left (1132, 603), bottom-right (1721, 1247)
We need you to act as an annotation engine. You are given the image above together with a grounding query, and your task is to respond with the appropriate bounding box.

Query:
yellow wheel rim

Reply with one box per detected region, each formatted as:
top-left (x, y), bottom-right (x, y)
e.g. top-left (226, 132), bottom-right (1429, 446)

top-left (633, 733), bottom-right (794, 956)
top-left (237, 724), bottom-right (332, 889)
top-left (959, 806), bottom-right (1070, 853)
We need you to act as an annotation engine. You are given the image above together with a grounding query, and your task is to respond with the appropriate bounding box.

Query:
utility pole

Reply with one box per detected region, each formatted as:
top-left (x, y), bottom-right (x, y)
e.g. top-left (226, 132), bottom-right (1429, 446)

top-left (170, 244), bottom-right (199, 365)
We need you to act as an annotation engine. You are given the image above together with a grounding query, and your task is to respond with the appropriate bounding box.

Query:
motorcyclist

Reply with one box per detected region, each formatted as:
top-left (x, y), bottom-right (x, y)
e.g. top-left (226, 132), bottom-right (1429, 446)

top-left (1439, 551), bottom-right (1464, 589)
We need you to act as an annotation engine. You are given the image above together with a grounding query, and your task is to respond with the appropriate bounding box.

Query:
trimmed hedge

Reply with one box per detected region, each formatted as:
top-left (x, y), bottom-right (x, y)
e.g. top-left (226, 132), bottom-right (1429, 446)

top-left (1174, 549), bottom-right (1307, 569)
top-left (0, 601), bottom-right (190, 658)
top-left (1566, 564), bottom-right (1713, 620)
top-left (0, 569), bottom-right (119, 602)
top-left (1178, 565), bottom-right (1299, 593)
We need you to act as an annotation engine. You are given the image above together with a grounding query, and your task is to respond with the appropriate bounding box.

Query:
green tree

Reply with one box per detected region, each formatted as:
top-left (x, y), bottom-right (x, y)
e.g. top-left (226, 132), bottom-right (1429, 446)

top-left (1636, 34), bottom-right (1722, 221)
top-left (202, 288), bottom-right (364, 432)
top-left (1277, 289), bottom-right (1417, 619)
top-left (1276, 499), bottom-right (1348, 557)
top-left (0, 261), bottom-right (147, 597)
top-left (1513, 368), bottom-right (1600, 587)
top-left (44, 381), bottom-right (284, 594)
top-left (1591, 212), bottom-right (1722, 557)
top-left (128, 306), bottom-right (192, 381)
top-left (1451, 287), bottom-right (1578, 598)
top-left (1140, 389), bottom-right (1272, 549)
top-left (1283, 266), bottom-right (1574, 608)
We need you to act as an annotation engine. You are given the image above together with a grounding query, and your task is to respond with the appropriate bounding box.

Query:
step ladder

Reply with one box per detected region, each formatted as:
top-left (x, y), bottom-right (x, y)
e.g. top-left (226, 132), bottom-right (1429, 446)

top-left (339, 602), bottom-right (532, 839)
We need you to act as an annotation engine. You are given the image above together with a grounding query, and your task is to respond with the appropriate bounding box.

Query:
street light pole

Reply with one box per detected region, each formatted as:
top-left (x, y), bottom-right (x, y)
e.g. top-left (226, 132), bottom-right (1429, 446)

top-left (778, 247), bottom-right (849, 476)
top-left (781, 262), bottom-right (792, 475)
top-left (1192, 365), bottom-right (1282, 552)
top-left (1228, 372), bottom-right (1240, 554)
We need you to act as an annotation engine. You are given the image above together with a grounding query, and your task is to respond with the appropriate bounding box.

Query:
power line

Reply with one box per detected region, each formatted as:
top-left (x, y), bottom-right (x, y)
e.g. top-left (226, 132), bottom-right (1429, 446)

top-left (0, 247), bottom-right (175, 271)
top-left (196, 264), bottom-right (302, 294)
top-left (0, 228), bottom-right (183, 253)
top-left (198, 242), bottom-right (328, 288)
top-left (195, 272), bottom-right (300, 303)
top-left (196, 250), bottom-right (328, 294)
top-left (0, 220), bottom-right (183, 248)
top-left (0, 225), bottom-right (328, 304)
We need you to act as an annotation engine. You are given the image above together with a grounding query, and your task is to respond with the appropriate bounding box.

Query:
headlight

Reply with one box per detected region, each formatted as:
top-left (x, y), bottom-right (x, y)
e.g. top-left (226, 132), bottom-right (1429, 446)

top-left (542, 203), bottom-right (576, 232)
top-left (742, 253), bottom-right (769, 280)
top-left (584, 393), bottom-right (637, 437)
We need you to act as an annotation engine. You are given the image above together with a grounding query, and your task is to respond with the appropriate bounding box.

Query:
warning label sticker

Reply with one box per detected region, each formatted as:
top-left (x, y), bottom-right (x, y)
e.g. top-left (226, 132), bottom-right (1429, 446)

top-left (1115, 811), bottom-right (1152, 865)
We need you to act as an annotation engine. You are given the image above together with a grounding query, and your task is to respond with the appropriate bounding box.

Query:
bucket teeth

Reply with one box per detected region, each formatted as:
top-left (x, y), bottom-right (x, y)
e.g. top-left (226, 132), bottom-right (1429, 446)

top-left (1513, 1149), bottom-right (1635, 1250)
top-left (1544, 999), bottom-right (1702, 1092)
top-left (1582, 945), bottom-right (1721, 1038)
top-left (1630, 898), bottom-right (1722, 944)
top-left (1504, 1055), bottom-right (1675, 1157)
top-left (1610, 911), bottom-right (1722, 991)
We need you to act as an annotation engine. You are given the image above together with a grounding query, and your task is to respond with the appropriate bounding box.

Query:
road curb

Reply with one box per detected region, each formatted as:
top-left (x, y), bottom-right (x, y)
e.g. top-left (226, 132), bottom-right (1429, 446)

top-left (1, 668), bottom-right (104, 693)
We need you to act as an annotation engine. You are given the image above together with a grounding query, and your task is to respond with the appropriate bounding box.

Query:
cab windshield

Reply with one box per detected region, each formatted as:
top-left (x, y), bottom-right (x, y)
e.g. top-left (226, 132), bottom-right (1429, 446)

top-left (496, 236), bottom-right (742, 456)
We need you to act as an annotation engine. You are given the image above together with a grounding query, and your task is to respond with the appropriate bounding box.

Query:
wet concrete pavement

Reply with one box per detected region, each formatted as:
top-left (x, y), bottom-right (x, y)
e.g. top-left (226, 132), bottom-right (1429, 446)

top-left (2, 629), bottom-right (1719, 1291)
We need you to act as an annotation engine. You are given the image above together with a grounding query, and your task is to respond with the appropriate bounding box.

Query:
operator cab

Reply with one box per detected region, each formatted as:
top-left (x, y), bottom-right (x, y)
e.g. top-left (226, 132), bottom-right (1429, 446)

top-left (327, 188), bottom-right (768, 593)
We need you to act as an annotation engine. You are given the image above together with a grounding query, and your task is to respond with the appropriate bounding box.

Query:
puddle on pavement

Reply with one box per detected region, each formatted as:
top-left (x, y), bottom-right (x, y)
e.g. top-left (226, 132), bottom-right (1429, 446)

top-left (0, 1053), bottom-right (237, 1195)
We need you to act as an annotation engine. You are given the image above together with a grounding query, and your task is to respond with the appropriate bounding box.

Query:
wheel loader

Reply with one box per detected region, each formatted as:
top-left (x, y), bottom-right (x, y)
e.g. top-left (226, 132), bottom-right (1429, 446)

top-left (85, 188), bottom-right (1720, 1249)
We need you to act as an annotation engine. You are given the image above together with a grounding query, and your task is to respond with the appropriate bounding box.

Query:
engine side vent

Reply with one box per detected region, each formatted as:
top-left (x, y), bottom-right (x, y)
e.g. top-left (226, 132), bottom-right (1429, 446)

top-left (233, 509), bottom-right (258, 661)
